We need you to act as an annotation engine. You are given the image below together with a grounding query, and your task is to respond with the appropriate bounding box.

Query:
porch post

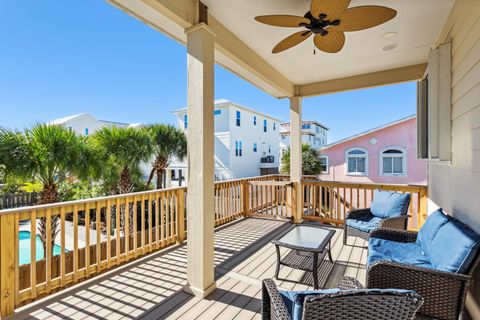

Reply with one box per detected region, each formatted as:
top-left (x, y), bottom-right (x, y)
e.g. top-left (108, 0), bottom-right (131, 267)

top-left (290, 96), bottom-right (303, 223)
top-left (184, 23), bottom-right (216, 298)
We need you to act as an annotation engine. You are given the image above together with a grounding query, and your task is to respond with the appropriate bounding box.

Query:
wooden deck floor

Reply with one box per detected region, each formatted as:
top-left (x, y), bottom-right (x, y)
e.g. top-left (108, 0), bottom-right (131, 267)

top-left (14, 218), bottom-right (367, 320)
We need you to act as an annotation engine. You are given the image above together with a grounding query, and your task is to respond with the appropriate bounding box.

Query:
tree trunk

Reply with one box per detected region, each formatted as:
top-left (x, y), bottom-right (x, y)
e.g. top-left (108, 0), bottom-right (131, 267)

top-left (156, 169), bottom-right (163, 189)
top-left (153, 156), bottom-right (169, 190)
top-left (119, 167), bottom-right (134, 235)
top-left (145, 168), bottom-right (156, 189)
top-left (38, 182), bottom-right (60, 257)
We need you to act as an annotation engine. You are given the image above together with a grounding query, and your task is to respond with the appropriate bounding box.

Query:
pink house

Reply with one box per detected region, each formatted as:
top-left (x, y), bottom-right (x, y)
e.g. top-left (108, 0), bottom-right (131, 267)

top-left (319, 115), bottom-right (427, 185)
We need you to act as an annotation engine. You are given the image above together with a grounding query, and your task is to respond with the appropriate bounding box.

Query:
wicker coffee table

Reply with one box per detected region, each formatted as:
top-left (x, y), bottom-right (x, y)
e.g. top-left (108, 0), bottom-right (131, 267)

top-left (272, 224), bottom-right (335, 289)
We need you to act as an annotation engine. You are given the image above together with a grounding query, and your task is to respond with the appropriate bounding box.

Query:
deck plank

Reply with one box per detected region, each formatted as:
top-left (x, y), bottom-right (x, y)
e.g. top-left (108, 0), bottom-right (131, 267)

top-left (13, 218), bottom-right (368, 320)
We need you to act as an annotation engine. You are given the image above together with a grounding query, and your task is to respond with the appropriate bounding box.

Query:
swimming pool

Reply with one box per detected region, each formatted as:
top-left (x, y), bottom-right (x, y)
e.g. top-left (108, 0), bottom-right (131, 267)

top-left (19, 231), bottom-right (65, 265)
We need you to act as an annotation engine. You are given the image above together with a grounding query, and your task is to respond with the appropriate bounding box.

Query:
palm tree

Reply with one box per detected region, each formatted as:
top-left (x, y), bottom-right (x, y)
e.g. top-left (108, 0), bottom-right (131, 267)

top-left (92, 126), bottom-right (152, 235)
top-left (92, 126), bottom-right (152, 194)
top-left (145, 124), bottom-right (187, 189)
top-left (280, 143), bottom-right (322, 175)
top-left (0, 124), bottom-right (98, 254)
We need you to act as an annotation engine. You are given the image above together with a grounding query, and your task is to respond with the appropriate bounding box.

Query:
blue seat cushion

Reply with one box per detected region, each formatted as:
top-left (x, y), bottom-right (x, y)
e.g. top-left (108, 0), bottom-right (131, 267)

top-left (416, 208), bottom-right (449, 256)
top-left (368, 237), bottom-right (432, 269)
top-left (279, 288), bottom-right (418, 320)
top-left (346, 215), bottom-right (382, 233)
top-left (429, 218), bottom-right (480, 273)
top-left (370, 190), bottom-right (411, 219)
top-left (279, 289), bottom-right (340, 320)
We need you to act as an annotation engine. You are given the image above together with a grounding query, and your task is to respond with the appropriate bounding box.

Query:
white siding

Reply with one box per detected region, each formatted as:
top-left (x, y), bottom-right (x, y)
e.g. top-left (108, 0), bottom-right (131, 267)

top-left (428, 1), bottom-right (480, 316)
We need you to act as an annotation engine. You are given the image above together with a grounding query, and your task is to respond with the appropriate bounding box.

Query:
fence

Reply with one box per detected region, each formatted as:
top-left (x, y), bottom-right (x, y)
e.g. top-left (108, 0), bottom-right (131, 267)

top-left (0, 192), bottom-right (39, 210)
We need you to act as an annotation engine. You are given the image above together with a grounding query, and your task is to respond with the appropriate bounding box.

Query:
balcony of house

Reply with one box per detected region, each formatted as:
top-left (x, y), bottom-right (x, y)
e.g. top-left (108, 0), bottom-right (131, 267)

top-left (0, 175), bottom-right (429, 319)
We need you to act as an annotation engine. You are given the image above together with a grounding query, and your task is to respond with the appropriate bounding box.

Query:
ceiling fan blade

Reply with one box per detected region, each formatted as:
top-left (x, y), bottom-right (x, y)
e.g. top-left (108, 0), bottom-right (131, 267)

top-left (335, 6), bottom-right (397, 32)
top-left (255, 15), bottom-right (311, 28)
top-left (310, 0), bottom-right (351, 20)
top-left (272, 31), bottom-right (312, 53)
top-left (314, 30), bottom-right (345, 53)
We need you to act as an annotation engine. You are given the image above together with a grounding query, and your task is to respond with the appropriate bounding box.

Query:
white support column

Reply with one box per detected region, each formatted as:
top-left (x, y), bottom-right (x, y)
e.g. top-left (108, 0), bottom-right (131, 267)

top-left (290, 96), bottom-right (303, 223)
top-left (184, 23), bottom-right (216, 298)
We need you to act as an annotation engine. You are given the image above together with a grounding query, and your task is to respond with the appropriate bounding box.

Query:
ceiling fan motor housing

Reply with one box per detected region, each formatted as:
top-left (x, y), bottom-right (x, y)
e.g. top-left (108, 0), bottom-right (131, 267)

top-left (302, 12), bottom-right (340, 35)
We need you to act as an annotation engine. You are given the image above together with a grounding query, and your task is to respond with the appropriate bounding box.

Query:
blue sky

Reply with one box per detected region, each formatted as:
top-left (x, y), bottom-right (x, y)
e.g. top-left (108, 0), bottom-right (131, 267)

top-left (0, 1), bottom-right (416, 143)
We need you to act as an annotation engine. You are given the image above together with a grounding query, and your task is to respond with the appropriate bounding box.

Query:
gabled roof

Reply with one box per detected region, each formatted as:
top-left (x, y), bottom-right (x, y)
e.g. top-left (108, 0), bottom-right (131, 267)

top-left (49, 113), bottom-right (93, 125)
top-left (321, 115), bottom-right (416, 150)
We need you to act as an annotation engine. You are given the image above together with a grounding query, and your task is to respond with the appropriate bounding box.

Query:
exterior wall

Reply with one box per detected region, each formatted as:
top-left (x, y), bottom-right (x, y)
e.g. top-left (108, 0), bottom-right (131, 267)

top-left (57, 115), bottom-right (104, 136)
top-left (171, 100), bottom-right (281, 180)
top-left (428, 1), bottom-right (480, 316)
top-left (320, 118), bottom-right (427, 185)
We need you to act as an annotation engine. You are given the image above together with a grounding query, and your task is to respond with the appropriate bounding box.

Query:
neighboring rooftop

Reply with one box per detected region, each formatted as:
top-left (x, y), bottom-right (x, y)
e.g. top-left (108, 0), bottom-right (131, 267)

top-left (321, 115), bottom-right (416, 150)
top-left (171, 99), bottom-right (284, 123)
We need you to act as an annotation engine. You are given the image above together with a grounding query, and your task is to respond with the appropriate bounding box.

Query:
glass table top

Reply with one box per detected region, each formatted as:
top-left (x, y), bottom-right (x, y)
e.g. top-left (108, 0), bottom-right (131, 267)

top-left (277, 226), bottom-right (333, 249)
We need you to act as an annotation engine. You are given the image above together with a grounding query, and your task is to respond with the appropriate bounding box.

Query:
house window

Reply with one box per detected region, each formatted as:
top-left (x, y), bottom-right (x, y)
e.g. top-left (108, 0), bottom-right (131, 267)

top-left (184, 115), bottom-right (188, 129)
top-left (68, 126), bottom-right (73, 132)
top-left (315, 126), bottom-right (320, 134)
top-left (319, 156), bottom-right (328, 174)
top-left (381, 148), bottom-right (406, 175)
top-left (235, 141), bottom-right (243, 157)
top-left (253, 143), bottom-right (257, 152)
top-left (236, 111), bottom-right (241, 127)
top-left (346, 148), bottom-right (368, 175)
top-left (85, 128), bottom-right (89, 136)
top-left (268, 145), bottom-right (271, 153)
top-left (273, 122), bottom-right (276, 131)
top-left (214, 109), bottom-right (221, 115)
top-left (263, 119), bottom-right (267, 132)
top-left (253, 116), bottom-right (257, 125)
top-left (302, 124), bottom-right (311, 130)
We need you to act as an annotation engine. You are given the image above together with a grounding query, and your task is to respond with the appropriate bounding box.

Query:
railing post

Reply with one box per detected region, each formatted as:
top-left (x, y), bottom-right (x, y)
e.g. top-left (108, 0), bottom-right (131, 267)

top-left (419, 188), bottom-right (428, 228)
top-left (177, 189), bottom-right (186, 244)
top-left (0, 213), bottom-right (16, 317)
top-left (243, 180), bottom-right (250, 217)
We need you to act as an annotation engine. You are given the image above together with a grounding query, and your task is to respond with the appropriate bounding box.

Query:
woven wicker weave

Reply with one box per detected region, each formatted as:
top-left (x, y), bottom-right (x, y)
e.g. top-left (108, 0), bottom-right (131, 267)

top-left (262, 278), bottom-right (423, 320)
top-left (367, 228), bottom-right (480, 320)
top-left (343, 205), bottom-right (410, 245)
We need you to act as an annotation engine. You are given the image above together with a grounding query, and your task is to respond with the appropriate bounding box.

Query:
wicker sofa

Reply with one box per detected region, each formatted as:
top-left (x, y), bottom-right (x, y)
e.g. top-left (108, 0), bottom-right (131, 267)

top-left (344, 190), bottom-right (411, 245)
top-left (262, 277), bottom-right (423, 320)
top-left (366, 209), bottom-right (480, 320)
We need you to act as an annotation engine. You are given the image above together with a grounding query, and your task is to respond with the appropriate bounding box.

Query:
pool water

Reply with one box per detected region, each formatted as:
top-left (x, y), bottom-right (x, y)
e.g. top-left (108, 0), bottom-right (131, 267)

top-left (19, 231), bottom-right (65, 265)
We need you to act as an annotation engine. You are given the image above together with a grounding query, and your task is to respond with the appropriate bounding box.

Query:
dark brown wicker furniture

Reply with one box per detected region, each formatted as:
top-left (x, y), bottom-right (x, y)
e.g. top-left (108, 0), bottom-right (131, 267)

top-left (367, 228), bottom-right (480, 320)
top-left (262, 277), bottom-right (424, 320)
top-left (271, 224), bottom-right (335, 289)
top-left (344, 206), bottom-right (410, 245)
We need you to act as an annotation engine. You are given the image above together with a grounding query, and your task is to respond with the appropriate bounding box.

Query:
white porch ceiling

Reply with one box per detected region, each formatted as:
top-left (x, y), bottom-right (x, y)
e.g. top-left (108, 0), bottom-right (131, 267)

top-left (110, 0), bottom-right (454, 97)
top-left (202, 0), bottom-right (454, 85)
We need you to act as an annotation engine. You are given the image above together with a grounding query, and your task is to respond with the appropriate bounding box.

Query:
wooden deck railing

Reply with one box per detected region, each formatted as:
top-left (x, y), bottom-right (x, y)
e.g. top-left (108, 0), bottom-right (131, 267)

top-left (301, 181), bottom-right (428, 230)
top-left (0, 174), bottom-right (428, 317)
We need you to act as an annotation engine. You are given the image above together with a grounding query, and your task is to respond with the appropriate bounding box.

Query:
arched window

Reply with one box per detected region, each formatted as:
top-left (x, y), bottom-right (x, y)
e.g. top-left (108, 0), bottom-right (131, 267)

top-left (381, 147), bottom-right (406, 175)
top-left (346, 148), bottom-right (368, 175)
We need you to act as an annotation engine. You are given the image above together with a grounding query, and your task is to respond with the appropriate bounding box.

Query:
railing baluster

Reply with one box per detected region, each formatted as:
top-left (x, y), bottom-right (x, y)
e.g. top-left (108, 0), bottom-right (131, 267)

top-left (46, 208), bottom-right (52, 292)
top-left (30, 210), bottom-right (37, 299)
top-left (148, 193), bottom-right (153, 252)
top-left (95, 201), bottom-right (101, 273)
top-left (125, 197), bottom-right (130, 261)
top-left (85, 202), bottom-right (90, 277)
top-left (14, 214), bottom-right (19, 306)
top-left (60, 207), bottom-right (66, 286)
top-left (133, 196), bottom-right (138, 258)
top-left (141, 195), bottom-right (145, 253)
top-left (115, 198), bottom-right (120, 265)
top-left (106, 200), bottom-right (111, 268)
top-left (155, 193), bottom-right (160, 248)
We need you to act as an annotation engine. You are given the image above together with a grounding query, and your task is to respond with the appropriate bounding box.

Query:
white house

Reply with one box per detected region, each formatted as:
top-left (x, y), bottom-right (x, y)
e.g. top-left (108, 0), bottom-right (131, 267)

top-left (279, 121), bottom-right (329, 155)
top-left (169, 99), bottom-right (282, 184)
top-left (49, 113), bottom-right (150, 178)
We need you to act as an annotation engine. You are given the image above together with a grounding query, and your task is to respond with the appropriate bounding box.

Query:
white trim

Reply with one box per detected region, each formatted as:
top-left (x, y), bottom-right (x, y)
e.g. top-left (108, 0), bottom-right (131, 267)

top-left (379, 146), bottom-right (407, 177)
top-left (345, 148), bottom-right (368, 176)
top-left (319, 155), bottom-right (329, 174)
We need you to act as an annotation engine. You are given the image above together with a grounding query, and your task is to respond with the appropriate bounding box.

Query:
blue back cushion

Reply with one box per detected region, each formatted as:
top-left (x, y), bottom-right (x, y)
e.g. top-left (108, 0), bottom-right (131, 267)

top-left (280, 288), bottom-right (418, 320)
top-left (416, 209), bottom-right (449, 256)
top-left (429, 218), bottom-right (480, 273)
top-left (370, 190), bottom-right (411, 218)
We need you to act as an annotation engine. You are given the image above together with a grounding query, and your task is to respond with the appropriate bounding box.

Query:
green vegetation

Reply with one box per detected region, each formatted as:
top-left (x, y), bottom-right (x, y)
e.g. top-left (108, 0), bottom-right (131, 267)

top-left (280, 143), bottom-right (322, 175)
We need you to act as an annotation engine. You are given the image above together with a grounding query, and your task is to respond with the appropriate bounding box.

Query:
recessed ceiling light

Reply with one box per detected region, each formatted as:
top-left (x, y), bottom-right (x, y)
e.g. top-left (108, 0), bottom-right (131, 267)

top-left (383, 32), bottom-right (397, 39)
top-left (382, 43), bottom-right (398, 51)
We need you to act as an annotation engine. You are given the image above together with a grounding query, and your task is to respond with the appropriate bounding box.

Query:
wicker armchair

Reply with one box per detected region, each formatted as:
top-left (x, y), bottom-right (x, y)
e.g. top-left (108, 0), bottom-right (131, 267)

top-left (367, 228), bottom-right (480, 320)
top-left (262, 277), bottom-right (423, 320)
top-left (344, 207), bottom-right (409, 245)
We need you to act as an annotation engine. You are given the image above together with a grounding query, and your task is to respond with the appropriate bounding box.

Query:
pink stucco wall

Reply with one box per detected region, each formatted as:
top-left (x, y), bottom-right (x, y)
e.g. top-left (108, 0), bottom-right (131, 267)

top-left (319, 117), bottom-right (427, 185)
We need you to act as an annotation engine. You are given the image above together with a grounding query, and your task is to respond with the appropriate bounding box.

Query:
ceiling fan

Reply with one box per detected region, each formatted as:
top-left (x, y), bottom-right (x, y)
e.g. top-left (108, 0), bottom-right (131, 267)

top-left (255, 0), bottom-right (397, 54)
